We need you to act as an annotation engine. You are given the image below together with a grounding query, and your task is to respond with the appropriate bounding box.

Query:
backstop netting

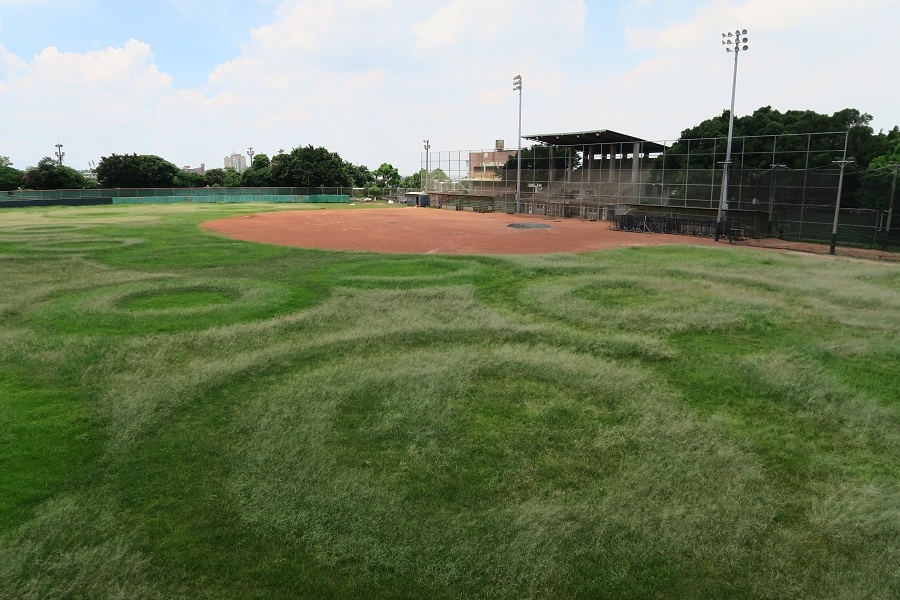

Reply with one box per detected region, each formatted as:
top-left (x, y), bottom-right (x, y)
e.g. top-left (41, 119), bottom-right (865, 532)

top-left (424, 132), bottom-right (897, 246)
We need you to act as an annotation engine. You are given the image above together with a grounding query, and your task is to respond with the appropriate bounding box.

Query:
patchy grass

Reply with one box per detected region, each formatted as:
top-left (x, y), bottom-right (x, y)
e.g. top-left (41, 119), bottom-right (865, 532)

top-left (0, 203), bottom-right (898, 599)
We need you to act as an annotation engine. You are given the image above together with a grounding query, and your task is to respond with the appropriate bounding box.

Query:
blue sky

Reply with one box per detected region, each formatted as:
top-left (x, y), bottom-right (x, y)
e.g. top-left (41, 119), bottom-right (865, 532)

top-left (1, 0), bottom-right (898, 176)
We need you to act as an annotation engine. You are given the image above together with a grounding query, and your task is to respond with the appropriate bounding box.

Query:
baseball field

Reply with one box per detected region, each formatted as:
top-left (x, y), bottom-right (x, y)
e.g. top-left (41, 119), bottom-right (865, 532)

top-left (1, 202), bottom-right (898, 599)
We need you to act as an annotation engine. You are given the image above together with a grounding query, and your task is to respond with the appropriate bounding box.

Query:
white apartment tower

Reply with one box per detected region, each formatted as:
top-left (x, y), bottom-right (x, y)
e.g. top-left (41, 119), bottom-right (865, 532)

top-left (224, 152), bottom-right (247, 173)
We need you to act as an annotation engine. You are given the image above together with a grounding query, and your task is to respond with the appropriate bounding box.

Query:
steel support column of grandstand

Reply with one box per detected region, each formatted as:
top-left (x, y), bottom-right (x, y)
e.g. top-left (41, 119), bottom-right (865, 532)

top-left (609, 145), bottom-right (616, 182)
top-left (716, 28), bottom-right (749, 242)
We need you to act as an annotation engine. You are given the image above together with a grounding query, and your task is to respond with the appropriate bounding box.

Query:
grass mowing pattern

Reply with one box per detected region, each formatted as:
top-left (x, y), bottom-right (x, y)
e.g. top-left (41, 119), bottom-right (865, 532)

top-left (0, 203), bottom-right (898, 599)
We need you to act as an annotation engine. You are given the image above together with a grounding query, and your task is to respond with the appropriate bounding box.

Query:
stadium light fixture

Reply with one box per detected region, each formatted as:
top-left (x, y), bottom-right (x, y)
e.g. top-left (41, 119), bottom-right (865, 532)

top-left (55, 142), bottom-right (65, 166)
top-left (715, 28), bottom-right (749, 241)
top-left (513, 74), bottom-right (523, 213)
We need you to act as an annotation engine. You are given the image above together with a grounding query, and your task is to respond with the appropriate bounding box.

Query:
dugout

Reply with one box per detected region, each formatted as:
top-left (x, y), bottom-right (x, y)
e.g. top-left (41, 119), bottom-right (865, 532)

top-left (405, 191), bottom-right (430, 207)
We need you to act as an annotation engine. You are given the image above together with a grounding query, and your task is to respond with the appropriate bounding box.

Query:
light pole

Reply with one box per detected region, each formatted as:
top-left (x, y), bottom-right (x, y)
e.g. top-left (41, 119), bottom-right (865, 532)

top-left (715, 28), bottom-right (748, 242)
top-left (422, 139), bottom-right (430, 193)
top-left (885, 162), bottom-right (898, 247)
top-left (247, 146), bottom-right (255, 169)
top-left (767, 163), bottom-right (787, 235)
top-left (54, 142), bottom-right (65, 166)
top-left (830, 158), bottom-right (854, 255)
top-left (513, 74), bottom-right (523, 213)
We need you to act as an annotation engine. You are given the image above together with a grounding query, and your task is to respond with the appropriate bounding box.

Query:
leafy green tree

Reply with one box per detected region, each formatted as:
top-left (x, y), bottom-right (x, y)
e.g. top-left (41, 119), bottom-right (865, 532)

top-left (205, 168), bottom-right (242, 188)
top-left (96, 154), bottom-right (181, 188)
top-left (269, 145), bottom-right (352, 187)
top-left (857, 135), bottom-right (900, 209)
top-left (173, 170), bottom-right (207, 188)
top-left (344, 162), bottom-right (373, 188)
top-left (496, 145), bottom-right (576, 183)
top-left (205, 169), bottom-right (227, 187)
top-left (241, 167), bottom-right (272, 187)
top-left (657, 107), bottom-right (879, 173)
top-left (252, 154), bottom-right (270, 170)
top-left (0, 159), bottom-right (23, 191)
top-left (400, 170), bottom-right (422, 189)
top-left (372, 163), bottom-right (401, 188)
top-left (223, 168), bottom-right (242, 187)
top-left (22, 157), bottom-right (86, 190)
top-left (429, 168), bottom-right (450, 182)
top-left (240, 153), bottom-right (274, 187)
top-left (650, 106), bottom-right (899, 204)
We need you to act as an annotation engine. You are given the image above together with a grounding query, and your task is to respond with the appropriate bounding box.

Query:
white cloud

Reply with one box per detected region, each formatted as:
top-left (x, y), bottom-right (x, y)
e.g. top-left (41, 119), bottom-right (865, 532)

top-left (178, 0), bottom-right (590, 170)
top-left (2, 0), bottom-right (897, 174)
top-left (413, 0), bottom-right (585, 50)
top-left (601, 0), bottom-right (900, 140)
top-left (2, 0), bottom-right (592, 171)
top-left (1, 39), bottom-right (177, 167)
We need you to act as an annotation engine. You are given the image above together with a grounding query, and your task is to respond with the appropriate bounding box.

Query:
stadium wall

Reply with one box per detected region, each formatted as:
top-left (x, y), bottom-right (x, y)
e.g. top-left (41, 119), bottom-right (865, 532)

top-left (0, 188), bottom-right (351, 208)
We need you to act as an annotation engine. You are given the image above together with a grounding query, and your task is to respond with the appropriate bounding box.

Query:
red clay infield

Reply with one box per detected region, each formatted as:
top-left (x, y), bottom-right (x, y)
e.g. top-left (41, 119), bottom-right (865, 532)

top-left (202, 206), bottom-right (900, 260)
top-left (201, 207), bottom-right (720, 255)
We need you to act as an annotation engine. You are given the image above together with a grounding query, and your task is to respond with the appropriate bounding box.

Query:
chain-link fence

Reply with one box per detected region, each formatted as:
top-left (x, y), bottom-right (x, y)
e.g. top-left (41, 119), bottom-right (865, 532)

top-left (424, 132), bottom-right (898, 247)
top-left (0, 187), bottom-right (352, 208)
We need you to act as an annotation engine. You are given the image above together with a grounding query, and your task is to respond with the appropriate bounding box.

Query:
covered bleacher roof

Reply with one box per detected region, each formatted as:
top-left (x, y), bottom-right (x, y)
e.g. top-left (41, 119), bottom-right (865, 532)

top-left (523, 129), bottom-right (667, 154)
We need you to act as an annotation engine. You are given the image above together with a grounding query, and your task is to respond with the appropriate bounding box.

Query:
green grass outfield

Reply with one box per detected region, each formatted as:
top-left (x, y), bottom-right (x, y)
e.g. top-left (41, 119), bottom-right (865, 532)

top-left (1, 203), bottom-right (898, 599)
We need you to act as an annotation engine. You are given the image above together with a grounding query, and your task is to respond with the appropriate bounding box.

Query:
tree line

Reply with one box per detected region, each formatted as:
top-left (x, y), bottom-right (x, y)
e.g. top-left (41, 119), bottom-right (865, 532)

top-left (3, 107), bottom-right (898, 207)
top-left (0, 145), bottom-right (422, 193)
top-left (492, 106), bottom-right (898, 209)
top-left (650, 106), bottom-right (900, 208)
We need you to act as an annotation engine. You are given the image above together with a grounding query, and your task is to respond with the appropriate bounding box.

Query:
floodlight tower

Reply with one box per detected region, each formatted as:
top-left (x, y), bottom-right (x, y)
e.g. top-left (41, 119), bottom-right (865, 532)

top-left (422, 139), bottom-right (430, 192)
top-left (513, 74), bottom-right (523, 213)
top-left (715, 28), bottom-right (749, 242)
top-left (247, 146), bottom-right (255, 168)
top-left (55, 142), bottom-right (65, 166)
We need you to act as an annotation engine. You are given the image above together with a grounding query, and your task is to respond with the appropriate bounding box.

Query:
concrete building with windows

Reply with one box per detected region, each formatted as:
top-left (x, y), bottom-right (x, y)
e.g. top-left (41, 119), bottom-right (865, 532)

top-left (224, 153), bottom-right (247, 173)
top-left (468, 140), bottom-right (515, 184)
top-left (182, 163), bottom-right (206, 175)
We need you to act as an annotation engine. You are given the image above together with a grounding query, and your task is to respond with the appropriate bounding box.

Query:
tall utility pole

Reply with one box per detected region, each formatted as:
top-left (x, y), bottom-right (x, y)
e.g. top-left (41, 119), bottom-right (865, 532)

top-left (830, 158), bottom-right (854, 255)
top-left (422, 140), bottom-right (430, 193)
top-left (767, 163), bottom-right (786, 235)
top-left (715, 28), bottom-right (749, 242)
top-left (513, 74), bottom-right (523, 214)
top-left (54, 142), bottom-right (65, 166)
top-left (247, 146), bottom-right (255, 168)
top-left (885, 162), bottom-right (899, 245)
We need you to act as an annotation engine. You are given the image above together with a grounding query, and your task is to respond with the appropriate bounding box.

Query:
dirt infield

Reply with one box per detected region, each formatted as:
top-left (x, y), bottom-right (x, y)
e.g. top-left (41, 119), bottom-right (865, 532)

top-left (201, 207), bottom-right (720, 255)
top-left (201, 206), bottom-right (900, 260)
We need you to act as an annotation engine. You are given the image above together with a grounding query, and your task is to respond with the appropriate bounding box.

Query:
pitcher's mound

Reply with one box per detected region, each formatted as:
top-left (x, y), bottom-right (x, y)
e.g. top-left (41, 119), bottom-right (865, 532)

top-left (507, 222), bottom-right (551, 229)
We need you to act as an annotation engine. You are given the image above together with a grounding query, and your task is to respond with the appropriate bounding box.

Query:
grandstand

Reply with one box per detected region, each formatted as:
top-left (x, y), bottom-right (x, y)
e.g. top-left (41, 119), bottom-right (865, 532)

top-left (421, 129), bottom-right (896, 245)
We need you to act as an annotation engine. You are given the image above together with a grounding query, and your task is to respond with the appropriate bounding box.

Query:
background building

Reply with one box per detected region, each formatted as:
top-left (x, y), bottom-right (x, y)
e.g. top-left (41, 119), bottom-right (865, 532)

top-left (224, 152), bottom-right (247, 173)
top-left (182, 163), bottom-right (206, 175)
top-left (468, 140), bottom-right (514, 185)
